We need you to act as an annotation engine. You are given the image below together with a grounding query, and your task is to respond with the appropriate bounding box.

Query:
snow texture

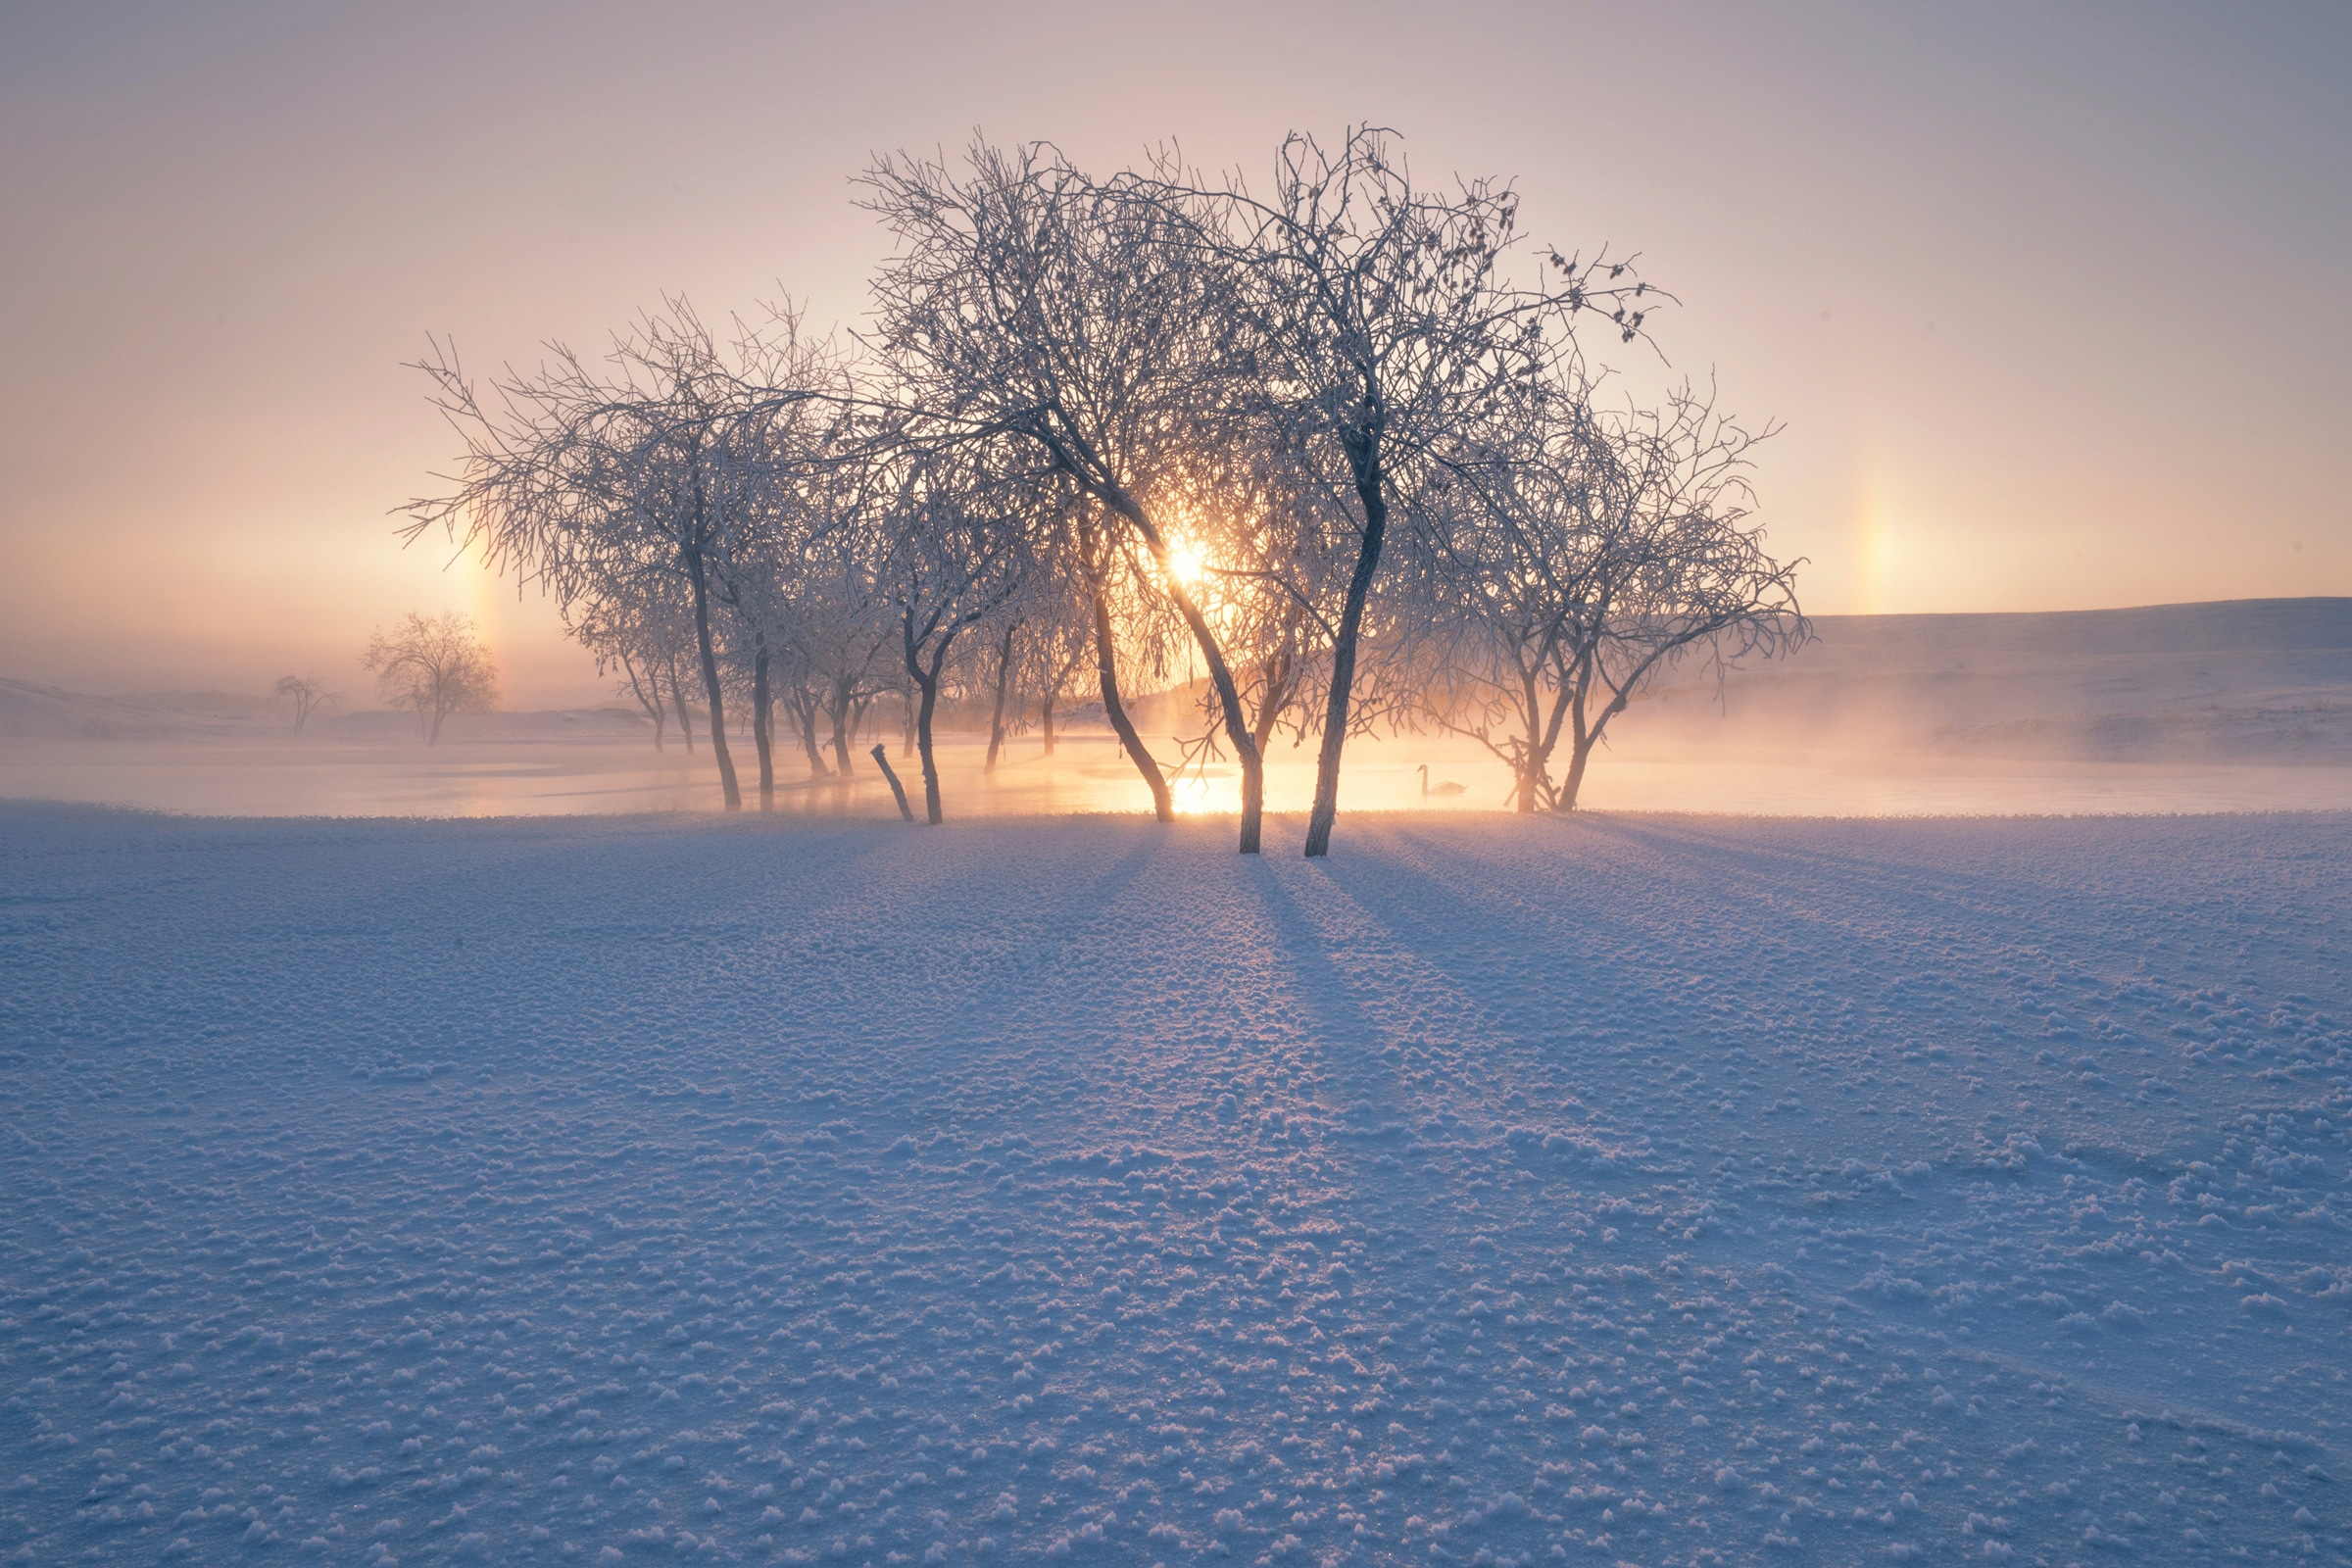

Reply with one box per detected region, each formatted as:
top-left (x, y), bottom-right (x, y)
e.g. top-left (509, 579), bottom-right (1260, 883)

top-left (3, 803), bottom-right (2349, 1566)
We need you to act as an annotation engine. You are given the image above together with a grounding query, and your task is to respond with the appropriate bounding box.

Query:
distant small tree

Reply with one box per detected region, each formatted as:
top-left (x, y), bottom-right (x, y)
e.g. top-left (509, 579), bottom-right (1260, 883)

top-left (364, 612), bottom-right (498, 743)
top-left (272, 673), bottom-right (337, 733)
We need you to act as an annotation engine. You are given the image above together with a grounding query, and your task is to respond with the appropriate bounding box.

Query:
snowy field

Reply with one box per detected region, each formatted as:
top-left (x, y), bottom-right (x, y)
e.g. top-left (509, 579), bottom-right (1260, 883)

top-left (4, 804), bottom-right (2350, 1567)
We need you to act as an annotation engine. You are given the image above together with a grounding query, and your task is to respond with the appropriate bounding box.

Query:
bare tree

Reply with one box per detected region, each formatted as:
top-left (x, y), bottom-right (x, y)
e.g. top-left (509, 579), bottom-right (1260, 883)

top-left (778, 645), bottom-right (833, 779)
top-left (1149, 423), bottom-right (1390, 792)
top-left (1028, 593), bottom-right (1092, 758)
top-left (1069, 497), bottom-right (1177, 820)
top-left (363, 612), bottom-right (497, 743)
top-left (883, 450), bottom-right (1033, 823)
top-left (272, 673), bottom-right (337, 734)
top-left (795, 485), bottom-right (900, 779)
top-left (400, 301), bottom-right (839, 811)
top-left (567, 567), bottom-right (694, 750)
top-left (1421, 376), bottom-right (1806, 809)
top-left (981, 617), bottom-right (1020, 774)
top-left (862, 141), bottom-right (1267, 849)
top-left (1141, 126), bottom-right (1664, 856)
top-left (388, 129), bottom-right (1796, 838)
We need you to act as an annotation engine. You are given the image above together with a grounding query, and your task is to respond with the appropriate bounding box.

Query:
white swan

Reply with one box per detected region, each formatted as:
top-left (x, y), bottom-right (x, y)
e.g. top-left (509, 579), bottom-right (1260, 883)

top-left (1417, 763), bottom-right (1467, 799)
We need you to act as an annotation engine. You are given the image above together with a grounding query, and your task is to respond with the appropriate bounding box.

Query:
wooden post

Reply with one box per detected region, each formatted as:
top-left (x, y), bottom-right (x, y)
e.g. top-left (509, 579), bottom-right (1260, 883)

top-left (870, 744), bottom-right (915, 823)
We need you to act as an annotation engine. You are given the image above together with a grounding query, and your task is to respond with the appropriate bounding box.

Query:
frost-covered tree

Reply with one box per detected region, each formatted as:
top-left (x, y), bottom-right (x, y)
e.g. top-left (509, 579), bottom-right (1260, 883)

top-left (363, 612), bottom-right (497, 743)
top-left (401, 301), bottom-right (841, 810)
top-left (566, 558), bottom-right (697, 751)
top-left (1023, 580), bottom-right (1094, 760)
top-left (881, 449), bottom-right (1036, 823)
top-left (1419, 377), bottom-right (1807, 810)
top-left (778, 452), bottom-right (901, 780)
top-left (862, 140), bottom-right (1270, 849)
top-left (1141, 126), bottom-right (1664, 856)
top-left (391, 127), bottom-right (1797, 835)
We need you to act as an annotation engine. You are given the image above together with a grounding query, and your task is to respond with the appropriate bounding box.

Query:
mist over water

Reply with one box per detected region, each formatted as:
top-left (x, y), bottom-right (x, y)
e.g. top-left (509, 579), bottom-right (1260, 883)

top-left (7, 725), bottom-right (2352, 820)
top-left (9, 598), bottom-right (2349, 819)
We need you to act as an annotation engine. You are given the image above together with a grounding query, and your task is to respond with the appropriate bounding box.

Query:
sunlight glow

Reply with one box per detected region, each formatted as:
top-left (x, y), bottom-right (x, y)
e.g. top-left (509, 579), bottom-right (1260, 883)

top-left (1166, 536), bottom-right (1205, 589)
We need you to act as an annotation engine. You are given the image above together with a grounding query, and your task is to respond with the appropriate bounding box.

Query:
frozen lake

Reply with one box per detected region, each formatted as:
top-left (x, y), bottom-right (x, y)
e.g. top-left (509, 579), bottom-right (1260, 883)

top-left (3, 805), bottom-right (2347, 1564)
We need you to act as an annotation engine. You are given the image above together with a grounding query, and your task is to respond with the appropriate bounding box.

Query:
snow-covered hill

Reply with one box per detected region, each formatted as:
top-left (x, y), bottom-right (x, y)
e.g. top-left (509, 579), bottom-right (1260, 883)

top-left (3, 807), bottom-right (2346, 1564)
top-left (0, 677), bottom-right (655, 745)
top-left (1636, 597), bottom-right (2352, 763)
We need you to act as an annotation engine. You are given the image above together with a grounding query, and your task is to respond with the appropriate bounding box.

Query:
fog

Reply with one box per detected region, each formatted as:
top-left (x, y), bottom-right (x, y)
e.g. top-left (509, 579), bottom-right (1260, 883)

top-left (9, 597), bottom-right (2347, 821)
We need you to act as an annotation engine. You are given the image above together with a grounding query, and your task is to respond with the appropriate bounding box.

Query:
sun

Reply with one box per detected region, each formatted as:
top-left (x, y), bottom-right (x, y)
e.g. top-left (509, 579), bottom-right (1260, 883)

top-left (1166, 536), bottom-right (1204, 588)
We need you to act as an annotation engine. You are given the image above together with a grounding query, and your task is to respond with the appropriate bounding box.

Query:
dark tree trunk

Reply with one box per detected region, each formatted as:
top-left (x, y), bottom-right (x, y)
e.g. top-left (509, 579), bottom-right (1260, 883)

top-left (1557, 735), bottom-right (1597, 811)
top-left (1091, 585), bottom-right (1172, 822)
top-left (913, 667), bottom-right (944, 824)
top-left (683, 550), bottom-right (740, 810)
top-left (796, 694), bottom-right (831, 778)
top-left (828, 676), bottom-right (857, 774)
top-left (1515, 666), bottom-right (1556, 813)
top-left (984, 619), bottom-right (1017, 775)
top-left (752, 641), bottom-right (774, 812)
top-left (903, 610), bottom-right (956, 826)
top-left (1303, 450), bottom-right (1390, 858)
top-left (1250, 648), bottom-right (1293, 758)
top-left (1553, 687), bottom-right (1627, 812)
top-left (869, 744), bottom-right (914, 821)
top-left (901, 677), bottom-right (915, 758)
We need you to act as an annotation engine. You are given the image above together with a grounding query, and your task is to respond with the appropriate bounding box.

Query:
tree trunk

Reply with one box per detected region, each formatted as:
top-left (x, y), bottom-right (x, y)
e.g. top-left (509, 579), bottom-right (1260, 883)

top-left (1515, 667), bottom-right (1548, 812)
top-left (914, 670), bottom-right (944, 824)
top-left (684, 550), bottom-right (741, 810)
top-left (623, 654), bottom-right (666, 751)
top-left (1091, 584), bottom-right (1173, 822)
top-left (1040, 688), bottom-right (1056, 756)
top-left (1303, 456), bottom-right (1390, 858)
top-left (832, 676), bottom-right (860, 770)
top-left (984, 619), bottom-right (1017, 775)
top-left (668, 659), bottom-right (696, 754)
top-left (1553, 689), bottom-right (1627, 813)
top-left (901, 677), bottom-right (915, 758)
top-left (903, 609), bottom-right (956, 825)
top-left (1101, 492), bottom-right (1260, 852)
top-left (1557, 734), bottom-right (1597, 811)
top-left (752, 641), bottom-right (774, 812)
top-left (797, 695), bottom-right (831, 778)
top-left (1250, 649), bottom-right (1293, 758)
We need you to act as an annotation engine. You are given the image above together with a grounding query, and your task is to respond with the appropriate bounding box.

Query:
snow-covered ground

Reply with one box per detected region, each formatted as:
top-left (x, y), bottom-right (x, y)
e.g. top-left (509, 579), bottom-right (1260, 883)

top-left (4, 805), bottom-right (2348, 1566)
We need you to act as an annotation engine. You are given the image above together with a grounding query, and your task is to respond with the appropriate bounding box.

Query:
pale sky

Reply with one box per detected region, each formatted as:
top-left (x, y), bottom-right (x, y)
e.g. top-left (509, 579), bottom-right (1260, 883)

top-left (3, 0), bottom-right (2346, 707)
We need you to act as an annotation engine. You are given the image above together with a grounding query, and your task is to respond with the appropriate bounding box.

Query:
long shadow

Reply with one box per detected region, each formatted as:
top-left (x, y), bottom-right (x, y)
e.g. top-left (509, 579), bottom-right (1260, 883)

top-left (1239, 852), bottom-right (1560, 1285)
top-left (803, 819), bottom-right (1191, 1146)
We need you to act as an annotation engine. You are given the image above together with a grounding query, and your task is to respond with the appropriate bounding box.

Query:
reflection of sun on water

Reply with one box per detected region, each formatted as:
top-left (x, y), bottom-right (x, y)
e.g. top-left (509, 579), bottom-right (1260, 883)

top-left (1172, 772), bottom-right (1216, 814)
